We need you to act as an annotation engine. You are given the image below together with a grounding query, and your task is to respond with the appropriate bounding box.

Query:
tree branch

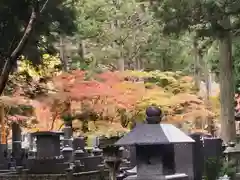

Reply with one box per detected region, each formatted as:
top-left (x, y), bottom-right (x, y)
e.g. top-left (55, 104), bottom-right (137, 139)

top-left (10, 5), bottom-right (39, 61)
top-left (40, 0), bottom-right (49, 13)
top-left (0, 0), bottom-right (50, 95)
top-left (0, 1), bottom-right (40, 95)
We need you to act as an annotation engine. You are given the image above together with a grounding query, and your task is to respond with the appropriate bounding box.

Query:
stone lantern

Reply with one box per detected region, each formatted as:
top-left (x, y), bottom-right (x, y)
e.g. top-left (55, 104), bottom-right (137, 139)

top-left (224, 142), bottom-right (240, 174)
top-left (104, 145), bottom-right (122, 180)
top-left (115, 106), bottom-right (195, 180)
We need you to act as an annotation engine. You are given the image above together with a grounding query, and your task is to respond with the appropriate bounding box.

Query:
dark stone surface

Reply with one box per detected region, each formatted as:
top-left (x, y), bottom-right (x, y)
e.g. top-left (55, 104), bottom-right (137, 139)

top-left (63, 126), bottom-right (73, 140)
top-left (203, 138), bottom-right (223, 159)
top-left (12, 122), bottom-right (22, 166)
top-left (174, 143), bottom-right (194, 180)
top-left (189, 133), bottom-right (203, 180)
top-left (73, 137), bottom-right (85, 150)
top-left (31, 131), bottom-right (63, 158)
top-left (115, 123), bottom-right (194, 146)
top-left (115, 124), bottom-right (168, 146)
top-left (0, 170), bottom-right (109, 180)
top-left (136, 145), bottom-right (175, 176)
top-left (116, 107), bottom-right (195, 180)
top-left (79, 156), bottom-right (103, 171)
top-left (145, 106), bottom-right (163, 124)
top-left (62, 146), bottom-right (73, 162)
top-left (74, 148), bottom-right (87, 159)
top-left (99, 136), bottom-right (121, 149)
top-left (26, 158), bottom-right (67, 174)
top-left (129, 146), bottom-right (136, 168)
top-left (31, 131), bottom-right (64, 137)
top-left (12, 122), bottom-right (21, 142)
top-left (145, 106), bottom-right (162, 118)
top-left (0, 144), bottom-right (8, 169)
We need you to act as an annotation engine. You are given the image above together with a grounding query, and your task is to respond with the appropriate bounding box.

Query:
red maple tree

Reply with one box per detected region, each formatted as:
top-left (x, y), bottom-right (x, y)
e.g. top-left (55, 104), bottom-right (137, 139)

top-left (51, 70), bottom-right (143, 110)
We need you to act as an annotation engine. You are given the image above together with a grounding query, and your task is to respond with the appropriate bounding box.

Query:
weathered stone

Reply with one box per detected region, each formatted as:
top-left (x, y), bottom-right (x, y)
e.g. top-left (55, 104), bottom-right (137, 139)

top-left (11, 122), bottom-right (22, 166)
top-left (115, 106), bottom-right (194, 180)
top-left (31, 131), bottom-right (63, 158)
top-left (0, 170), bottom-right (109, 180)
top-left (73, 137), bottom-right (85, 150)
top-left (62, 146), bottom-right (73, 162)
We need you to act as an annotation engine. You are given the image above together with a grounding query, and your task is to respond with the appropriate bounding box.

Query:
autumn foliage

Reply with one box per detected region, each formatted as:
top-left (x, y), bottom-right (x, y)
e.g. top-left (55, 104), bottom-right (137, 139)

top-left (1, 57), bottom-right (219, 136)
top-left (51, 70), bottom-right (142, 109)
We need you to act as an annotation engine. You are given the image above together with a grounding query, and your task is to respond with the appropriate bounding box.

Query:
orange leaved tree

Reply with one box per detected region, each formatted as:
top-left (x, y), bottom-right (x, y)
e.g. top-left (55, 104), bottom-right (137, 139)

top-left (36, 70), bottom-right (146, 131)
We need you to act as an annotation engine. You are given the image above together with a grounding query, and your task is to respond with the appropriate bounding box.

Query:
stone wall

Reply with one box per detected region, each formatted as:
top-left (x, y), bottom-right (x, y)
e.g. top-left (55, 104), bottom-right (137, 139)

top-left (0, 170), bottom-right (109, 180)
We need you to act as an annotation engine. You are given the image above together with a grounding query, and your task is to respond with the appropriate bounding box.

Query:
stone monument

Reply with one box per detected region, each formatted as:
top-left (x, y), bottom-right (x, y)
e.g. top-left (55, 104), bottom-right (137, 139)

top-left (27, 131), bottom-right (68, 174)
top-left (32, 131), bottom-right (63, 158)
top-left (115, 106), bottom-right (195, 180)
top-left (11, 122), bottom-right (22, 167)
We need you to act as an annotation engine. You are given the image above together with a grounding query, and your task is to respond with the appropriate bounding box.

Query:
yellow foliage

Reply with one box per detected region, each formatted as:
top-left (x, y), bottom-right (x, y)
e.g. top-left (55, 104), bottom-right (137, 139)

top-left (122, 70), bottom-right (218, 133)
top-left (210, 96), bottom-right (220, 115)
top-left (123, 70), bottom-right (195, 94)
top-left (18, 54), bottom-right (61, 80)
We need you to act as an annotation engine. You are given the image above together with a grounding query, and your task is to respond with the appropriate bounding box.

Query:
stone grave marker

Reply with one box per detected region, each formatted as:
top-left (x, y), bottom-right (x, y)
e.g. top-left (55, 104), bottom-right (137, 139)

top-left (73, 136), bottom-right (85, 150)
top-left (62, 125), bottom-right (74, 162)
top-left (11, 122), bottom-right (22, 166)
top-left (203, 137), bottom-right (223, 159)
top-left (27, 131), bottom-right (68, 174)
top-left (189, 133), bottom-right (204, 180)
top-left (0, 144), bottom-right (8, 170)
top-left (73, 136), bottom-right (88, 159)
top-left (92, 136), bottom-right (100, 147)
top-left (31, 131), bottom-right (63, 158)
top-left (62, 126), bottom-right (73, 147)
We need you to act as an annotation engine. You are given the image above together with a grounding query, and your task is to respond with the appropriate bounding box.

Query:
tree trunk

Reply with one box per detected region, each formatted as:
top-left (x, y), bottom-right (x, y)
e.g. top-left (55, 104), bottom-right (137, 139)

top-left (161, 53), bottom-right (168, 71)
top-left (199, 52), bottom-right (214, 135)
top-left (0, 0), bottom-right (48, 95)
top-left (193, 39), bottom-right (201, 90)
top-left (117, 57), bottom-right (125, 71)
top-left (0, 1), bottom-right (48, 147)
top-left (59, 35), bottom-right (68, 71)
top-left (78, 40), bottom-right (86, 60)
top-left (219, 30), bottom-right (236, 143)
top-left (112, 0), bottom-right (125, 71)
top-left (134, 58), bottom-right (141, 70)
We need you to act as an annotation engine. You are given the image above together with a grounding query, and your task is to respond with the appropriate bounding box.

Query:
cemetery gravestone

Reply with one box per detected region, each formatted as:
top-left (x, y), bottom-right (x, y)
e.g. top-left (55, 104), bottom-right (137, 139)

top-left (62, 145), bottom-right (74, 162)
top-left (0, 144), bottom-right (8, 170)
top-left (27, 131), bottom-right (68, 174)
top-left (62, 125), bottom-right (74, 162)
top-left (63, 126), bottom-right (73, 147)
top-left (73, 136), bottom-right (85, 150)
top-left (11, 122), bottom-right (22, 166)
top-left (188, 133), bottom-right (204, 180)
top-left (32, 131), bottom-right (63, 158)
top-left (73, 136), bottom-right (87, 159)
top-left (72, 136), bottom-right (104, 172)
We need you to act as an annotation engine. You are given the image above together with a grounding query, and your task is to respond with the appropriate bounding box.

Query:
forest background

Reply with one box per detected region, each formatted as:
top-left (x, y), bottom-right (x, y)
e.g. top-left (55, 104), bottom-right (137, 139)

top-left (1, 0), bottom-right (240, 143)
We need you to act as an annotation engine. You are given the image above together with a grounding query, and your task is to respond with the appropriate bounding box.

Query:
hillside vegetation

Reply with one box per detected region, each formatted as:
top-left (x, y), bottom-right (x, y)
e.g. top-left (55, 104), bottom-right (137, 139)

top-left (1, 60), bottom-right (219, 137)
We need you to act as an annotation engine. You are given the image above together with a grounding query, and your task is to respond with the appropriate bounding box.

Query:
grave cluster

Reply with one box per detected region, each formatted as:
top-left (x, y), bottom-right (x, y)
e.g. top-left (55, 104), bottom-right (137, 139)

top-left (0, 106), bottom-right (237, 180)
